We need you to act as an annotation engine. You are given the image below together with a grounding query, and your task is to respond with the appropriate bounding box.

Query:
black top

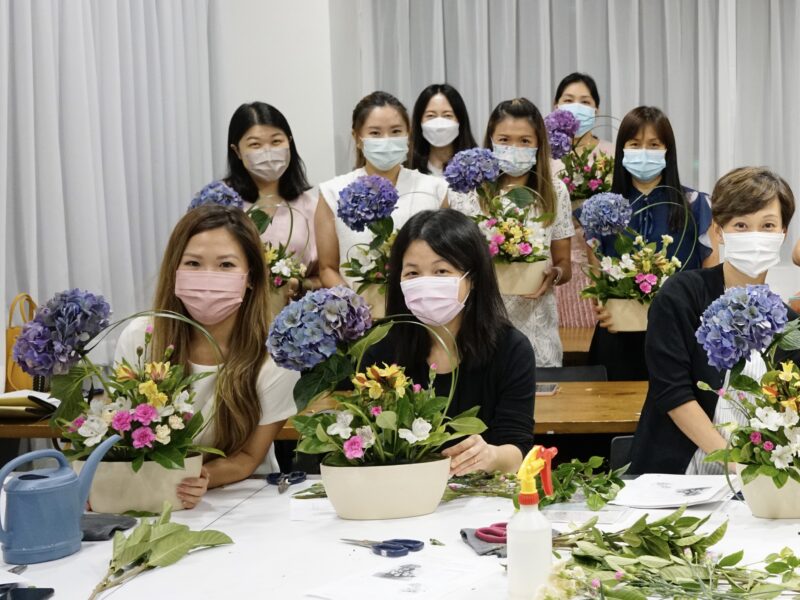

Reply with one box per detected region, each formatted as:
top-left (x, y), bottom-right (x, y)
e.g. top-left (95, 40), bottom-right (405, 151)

top-left (363, 325), bottom-right (536, 458)
top-left (630, 264), bottom-right (798, 474)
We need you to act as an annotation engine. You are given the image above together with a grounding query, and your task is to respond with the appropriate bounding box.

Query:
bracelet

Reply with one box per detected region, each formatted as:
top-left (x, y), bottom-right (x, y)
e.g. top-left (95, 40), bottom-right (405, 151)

top-left (552, 266), bottom-right (563, 285)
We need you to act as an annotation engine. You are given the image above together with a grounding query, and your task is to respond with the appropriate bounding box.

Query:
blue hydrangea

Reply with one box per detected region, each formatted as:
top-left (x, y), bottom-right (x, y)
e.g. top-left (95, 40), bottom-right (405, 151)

top-left (443, 148), bottom-right (501, 193)
top-left (267, 286), bottom-right (372, 371)
top-left (188, 180), bottom-right (244, 211)
top-left (545, 109), bottom-right (579, 159)
top-left (579, 192), bottom-right (632, 239)
top-left (696, 285), bottom-right (788, 371)
top-left (336, 175), bottom-right (399, 232)
top-left (13, 289), bottom-right (111, 377)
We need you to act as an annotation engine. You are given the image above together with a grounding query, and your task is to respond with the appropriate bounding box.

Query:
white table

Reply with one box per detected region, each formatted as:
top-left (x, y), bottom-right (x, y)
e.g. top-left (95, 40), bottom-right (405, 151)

top-left (7, 479), bottom-right (800, 599)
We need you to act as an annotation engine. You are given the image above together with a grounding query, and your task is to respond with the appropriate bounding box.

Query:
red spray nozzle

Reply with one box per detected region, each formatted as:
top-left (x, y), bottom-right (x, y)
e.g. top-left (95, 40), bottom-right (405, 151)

top-left (538, 446), bottom-right (558, 497)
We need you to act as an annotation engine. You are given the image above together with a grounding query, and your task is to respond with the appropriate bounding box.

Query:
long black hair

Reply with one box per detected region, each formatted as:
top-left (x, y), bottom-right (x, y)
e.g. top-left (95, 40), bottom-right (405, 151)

top-left (386, 209), bottom-right (509, 368)
top-left (410, 84), bottom-right (477, 174)
top-left (225, 102), bottom-right (310, 203)
top-left (611, 106), bottom-right (686, 230)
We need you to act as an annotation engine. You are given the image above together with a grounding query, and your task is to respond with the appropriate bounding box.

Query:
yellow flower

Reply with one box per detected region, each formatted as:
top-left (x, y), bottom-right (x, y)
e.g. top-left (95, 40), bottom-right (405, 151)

top-left (392, 372), bottom-right (408, 397)
top-left (145, 361), bottom-right (170, 383)
top-left (762, 385), bottom-right (778, 402)
top-left (115, 364), bottom-right (137, 382)
top-left (264, 246), bottom-right (279, 264)
top-left (137, 380), bottom-right (168, 407)
top-left (781, 397), bottom-right (799, 412)
top-left (365, 380), bottom-right (384, 400)
top-left (376, 363), bottom-right (402, 379)
top-left (778, 361), bottom-right (799, 383)
top-left (351, 373), bottom-right (369, 389)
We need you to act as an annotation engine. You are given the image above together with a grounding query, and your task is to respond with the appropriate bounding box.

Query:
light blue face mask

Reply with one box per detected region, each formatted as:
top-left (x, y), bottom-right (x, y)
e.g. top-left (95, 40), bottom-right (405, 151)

top-left (622, 149), bottom-right (667, 182)
top-left (559, 103), bottom-right (596, 137)
top-left (492, 143), bottom-right (537, 177)
top-left (361, 136), bottom-right (409, 171)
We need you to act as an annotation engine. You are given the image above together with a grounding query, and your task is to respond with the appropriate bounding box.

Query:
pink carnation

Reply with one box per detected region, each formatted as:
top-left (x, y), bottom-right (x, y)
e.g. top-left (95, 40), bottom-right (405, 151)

top-left (639, 282), bottom-right (652, 294)
top-left (491, 234), bottom-right (505, 245)
top-left (133, 403), bottom-right (159, 426)
top-left (273, 276), bottom-right (283, 287)
top-left (583, 165), bottom-right (591, 173)
top-left (145, 323), bottom-right (154, 335)
top-left (588, 178), bottom-right (602, 191)
top-left (485, 218), bottom-right (497, 227)
top-left (750, 431), bottom-right (762, 445)
top-left (488, 242), bottom-right (499, 257)
top-left (562, 177), bottom-right (571, 185)
top-left (591, 578), bottom-right (601, 589)
top-left (370, 406), bottom-right (383, 416)
top-left (111, 410), bottom-right (133, 433)
top-left (412, 384), bottom-right (422, 393)
top-left (132, 426), bottom-right (156, 449)
top-left (568, 183), bottom-right (577, 192)
top-left (343, 435), bottom-right (364, 459)
top-left (763, 441), bottom-right (775, 451)
top-left (518, 242), bottom-right (532, 256)
top-left (69, 416), bottom-right (86, 433)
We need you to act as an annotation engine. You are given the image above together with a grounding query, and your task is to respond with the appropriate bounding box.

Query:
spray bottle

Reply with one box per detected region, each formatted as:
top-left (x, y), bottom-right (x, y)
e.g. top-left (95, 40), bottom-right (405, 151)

top-left (507, 445), bottom-right (558, 600)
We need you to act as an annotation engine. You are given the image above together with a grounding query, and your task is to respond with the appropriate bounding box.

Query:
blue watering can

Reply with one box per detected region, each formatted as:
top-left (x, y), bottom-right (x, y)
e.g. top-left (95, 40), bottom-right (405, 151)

top-left (0, 434), bottom-right (121, 564)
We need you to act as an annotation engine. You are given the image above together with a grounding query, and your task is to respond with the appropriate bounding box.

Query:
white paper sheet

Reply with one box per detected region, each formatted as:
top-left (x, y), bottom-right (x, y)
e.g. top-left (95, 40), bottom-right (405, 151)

top-left (609, 474), bottom-right (739, 509)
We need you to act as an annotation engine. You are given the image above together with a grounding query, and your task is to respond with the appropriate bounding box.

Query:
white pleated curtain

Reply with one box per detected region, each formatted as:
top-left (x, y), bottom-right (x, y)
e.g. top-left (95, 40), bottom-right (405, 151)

top-left (1, 0), bottom-right (213, 378)
top-left (348, 0), bottom-right (800, 250)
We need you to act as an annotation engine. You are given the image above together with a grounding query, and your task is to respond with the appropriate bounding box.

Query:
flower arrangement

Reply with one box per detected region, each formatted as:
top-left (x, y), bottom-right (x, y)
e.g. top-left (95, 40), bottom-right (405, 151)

top-left (696, 285), bottom-right (800, 488)
top-left (544, 109), bottom-right (580, 160)
top-left (341, 232), bottom-right (395, 293)
top-left (560, 147), bottom-right (614, 208)
top-left (58, 325), bottom-right (220, 471)
top-left (264, 243), bottom-right (307, 289)
top-left (477, 215), bottom-right (548, 263)
top-left (580, 193), bottom-right (680, 304)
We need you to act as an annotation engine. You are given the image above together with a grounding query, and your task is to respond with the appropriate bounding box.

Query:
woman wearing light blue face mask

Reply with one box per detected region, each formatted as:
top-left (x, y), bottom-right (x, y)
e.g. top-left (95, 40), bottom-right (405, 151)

top-left (316, 91), bottom-right (449, 289)
top-left (588, 106), bottom-right (715, 381)
top-left (449, 98), bottom-right (573, 367)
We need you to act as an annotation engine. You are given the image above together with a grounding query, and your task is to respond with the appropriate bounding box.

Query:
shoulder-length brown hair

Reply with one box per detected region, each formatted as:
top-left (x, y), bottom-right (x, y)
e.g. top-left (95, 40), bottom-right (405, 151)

top-left (151, 204), bottom-right (269, 456)
top-left (483, 98), bottom-right (557, 225)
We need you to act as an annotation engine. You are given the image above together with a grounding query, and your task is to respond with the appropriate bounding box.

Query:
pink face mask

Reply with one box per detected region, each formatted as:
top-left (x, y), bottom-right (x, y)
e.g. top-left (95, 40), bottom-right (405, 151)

top-left (175, 270), bottom-right (247, 326)
top-left (400, 273), bottom-right (469, 326)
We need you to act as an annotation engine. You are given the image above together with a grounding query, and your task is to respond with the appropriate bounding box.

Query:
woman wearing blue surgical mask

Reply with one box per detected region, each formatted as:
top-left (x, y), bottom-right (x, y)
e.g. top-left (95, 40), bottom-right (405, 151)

top-left (363, 209), bottom-right (535, 476)
top-left (630, 167), bottom-right (796, 474)
top-left (589, 106), bottom-right (716, 381)
top-left (316, 91), bottom-right (449, 289)
top-left (450, 98), bottom-right (573, 367)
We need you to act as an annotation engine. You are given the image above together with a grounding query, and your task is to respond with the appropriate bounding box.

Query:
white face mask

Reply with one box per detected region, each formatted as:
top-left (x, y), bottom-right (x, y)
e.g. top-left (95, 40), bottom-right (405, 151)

top-left (243, 147), bottom-right (290, 182)
top-left (721, 231), bottom-right (785, 278)
top-left (361, 136), bottom-right (409, 171)
top-left (492, 143), bottom-right (537, 177)
top-left (421, 117), bottom-right (460, 147)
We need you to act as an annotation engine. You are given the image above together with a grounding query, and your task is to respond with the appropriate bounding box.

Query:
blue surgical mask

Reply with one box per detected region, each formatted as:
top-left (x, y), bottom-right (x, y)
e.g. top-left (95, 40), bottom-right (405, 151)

top-left (361, 136), bottom-right (408, 171)
top-left (559, 103), bottom-right (596, 137)
top-left (622, 149), bottom-right (667, 182)
top-left (492, 143), bottom-right (537, 177)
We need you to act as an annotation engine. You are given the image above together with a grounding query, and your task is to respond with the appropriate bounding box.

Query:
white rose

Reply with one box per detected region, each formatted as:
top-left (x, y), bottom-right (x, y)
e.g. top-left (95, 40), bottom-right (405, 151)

top-left (168, 414), bottom-right (185, 430)
top-left (155, 424), bottom-right (171, 445)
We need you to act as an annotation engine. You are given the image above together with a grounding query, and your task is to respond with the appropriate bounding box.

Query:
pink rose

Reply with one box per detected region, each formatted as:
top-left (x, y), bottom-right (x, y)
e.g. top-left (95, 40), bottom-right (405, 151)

top-left (412, 384), bottom-right (422, 393)
top-left (370, 406), bottom-right (383, 416)
top-left (69, 416), bottom-right (86, 433)
top-left (588, 178), bottom-right (602, 191)
top-left (132, 426), bottom-right (156, 449)
top-left (750, 431), bottom-right (762, 445)
top-left (133, 403), bottom-right (159, 426)
top-left (763, 441), bottom-right (775, 452)
top-left (518, 242), bottom-right (532, 256)
top-left (111, 410), bottom-right (133, 433)
top-left (343, 435), bottom-right (364, 460)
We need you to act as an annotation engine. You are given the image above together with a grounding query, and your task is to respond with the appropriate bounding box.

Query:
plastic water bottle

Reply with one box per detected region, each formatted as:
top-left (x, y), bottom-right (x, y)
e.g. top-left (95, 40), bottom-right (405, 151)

top-left (507, 491), bottom-right (552, 599)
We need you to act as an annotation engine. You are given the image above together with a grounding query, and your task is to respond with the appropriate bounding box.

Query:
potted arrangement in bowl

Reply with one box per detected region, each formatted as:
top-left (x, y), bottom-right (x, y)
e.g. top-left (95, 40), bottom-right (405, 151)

top-left (443, 148), bottom-right (548, 295)
top-left (12, 289), bottom-right (222, 513)
top-left (579, 192), bottom-right (682, 331)
top-left (698, 285), bottom-right (800, 518)
top-left (264, 241), bottom-right (307, 321)
top-left (267, 285), bottom-right (486, 520)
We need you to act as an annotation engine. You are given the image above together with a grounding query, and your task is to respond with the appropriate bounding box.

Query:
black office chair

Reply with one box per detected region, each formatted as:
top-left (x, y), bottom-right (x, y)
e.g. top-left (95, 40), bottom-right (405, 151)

top-left (536, 365), bottom-right (608, 382)
top-left (610, 435), bottom-right (634, 471)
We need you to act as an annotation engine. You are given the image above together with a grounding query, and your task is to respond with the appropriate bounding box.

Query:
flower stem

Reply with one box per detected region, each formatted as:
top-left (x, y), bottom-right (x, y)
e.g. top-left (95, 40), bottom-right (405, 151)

top-left (88, 564), bottom-right (149, 600)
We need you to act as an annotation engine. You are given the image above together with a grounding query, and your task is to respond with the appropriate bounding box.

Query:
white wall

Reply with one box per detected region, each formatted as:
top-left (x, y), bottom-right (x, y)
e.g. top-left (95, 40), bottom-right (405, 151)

top-left (208, 0), bottom-right (338, 186)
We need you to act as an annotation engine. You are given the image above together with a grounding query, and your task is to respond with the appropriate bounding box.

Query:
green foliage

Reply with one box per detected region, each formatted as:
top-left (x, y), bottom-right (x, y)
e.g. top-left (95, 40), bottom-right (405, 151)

top-left (88, 501), bottom-right (232, 600)
top-left (292, 352), bottom-right (353, 411)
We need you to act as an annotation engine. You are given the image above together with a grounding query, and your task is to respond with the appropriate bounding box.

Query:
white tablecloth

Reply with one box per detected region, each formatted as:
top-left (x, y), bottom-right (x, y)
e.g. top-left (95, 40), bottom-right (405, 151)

top-left (5, 478), bottom-right (800, 599)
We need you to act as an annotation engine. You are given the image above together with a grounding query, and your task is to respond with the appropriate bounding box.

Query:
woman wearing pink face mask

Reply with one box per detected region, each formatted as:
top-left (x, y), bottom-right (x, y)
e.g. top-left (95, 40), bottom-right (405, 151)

top-left (114, 205), bottom-right (299, 508)
top-left (363, 209), bottom-right (536, 476)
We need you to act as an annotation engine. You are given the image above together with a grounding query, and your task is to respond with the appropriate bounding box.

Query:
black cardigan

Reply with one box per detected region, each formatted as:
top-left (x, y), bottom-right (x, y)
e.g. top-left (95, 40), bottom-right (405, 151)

top-left (630, 264), bottom-right (797, 474)
top-left (363, 324), bottom-right (536, 458)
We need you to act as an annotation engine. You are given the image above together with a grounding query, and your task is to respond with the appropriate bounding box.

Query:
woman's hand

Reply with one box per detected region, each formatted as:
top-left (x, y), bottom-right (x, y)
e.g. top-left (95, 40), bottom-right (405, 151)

top-left (441, 435), bottom-right (498, 476)
top-left (593, 300), bottom-right (616, 332)
top-left (286, 277), bottom-right (302, 301)
top-left (177, 466), bottom-right (209, 509)
top-left (523, 266), bottom-right (561, 300)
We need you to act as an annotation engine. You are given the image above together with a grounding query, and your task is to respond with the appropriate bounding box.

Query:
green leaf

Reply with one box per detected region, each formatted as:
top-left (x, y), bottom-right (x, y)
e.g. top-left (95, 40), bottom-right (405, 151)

top-left (293, 354), bottom-right (354, 411)
top-left (247, 207), bottom-right (271, 234)
top-left (149, 522), bottom-right (188, 543)
top-left (446, 417), bottom-right (487, 434)
top-left (574, 541), bottom-right (609, 557)
top-left (747, 583), bottom-right (786, 599)
top-left (347, 322), bottom-right (394, 367)
top-left (741, 464), bottom-right (761, 484)
top-left (50, 366), bottom-right (92, 422)
top-left (603, 587), bottom-right (648, 600)
top-left (375, 410), bottom-right (397, 430)
top-left (777, 328), bottom-right (800, 351)
top-left (146, 530), bottom-right (233, 568)
top-left (765, 561), bottom-right (790, 574)
top-left (730, 373), bottom-right (762, 395)
top-left (637, 555), bottom-right (673, 569)
top-left (156, 501), bottom-right (173, 525)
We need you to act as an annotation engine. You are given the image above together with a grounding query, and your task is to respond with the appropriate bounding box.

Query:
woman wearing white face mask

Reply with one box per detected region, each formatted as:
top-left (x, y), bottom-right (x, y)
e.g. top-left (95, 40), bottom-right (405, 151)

top-left (588, 106), bottom-right (716, 381)
top-left (194, 102), bottom-right (319, 291)
top-left (363, 209), bottom-right (536, 476)
top-left (114, 205), bottom-right (299, 507)
top-left (316, 91), bottom-right (449, 289)
top-left (629, 167), bottom-right (797, 474)
top-left (451, 98), bottom-right (573, 367)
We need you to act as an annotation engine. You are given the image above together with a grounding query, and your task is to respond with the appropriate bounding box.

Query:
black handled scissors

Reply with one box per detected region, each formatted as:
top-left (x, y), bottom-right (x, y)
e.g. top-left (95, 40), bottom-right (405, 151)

top-left (266, 471), bottom-right (307, 493)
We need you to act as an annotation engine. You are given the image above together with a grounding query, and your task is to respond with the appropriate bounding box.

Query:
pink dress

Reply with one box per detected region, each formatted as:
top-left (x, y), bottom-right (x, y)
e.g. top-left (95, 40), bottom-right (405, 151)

top-left (245, 190), bottom-right (318, 267)
top-left (551, 138), bottom-right (615, 329)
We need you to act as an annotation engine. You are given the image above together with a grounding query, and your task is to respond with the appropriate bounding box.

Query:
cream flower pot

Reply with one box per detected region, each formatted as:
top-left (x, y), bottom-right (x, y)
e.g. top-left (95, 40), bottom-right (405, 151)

top-left (74, 454), bottom-right (202, 514)
top-left (737, 464), bottom-right (800, 519)
top-left (320, 457), bottom-right (450, 520)
top-left (358, 284), bottom-right (386, 319)
top-left (603, 299), bottom-right (650, 332)
top-left (495, 261), bottom-right (548, 296)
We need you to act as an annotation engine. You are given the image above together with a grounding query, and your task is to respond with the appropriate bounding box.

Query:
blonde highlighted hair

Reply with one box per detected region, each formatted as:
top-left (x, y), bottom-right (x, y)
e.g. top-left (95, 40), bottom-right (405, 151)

top-left (151, 204), bottom-right (269, 456)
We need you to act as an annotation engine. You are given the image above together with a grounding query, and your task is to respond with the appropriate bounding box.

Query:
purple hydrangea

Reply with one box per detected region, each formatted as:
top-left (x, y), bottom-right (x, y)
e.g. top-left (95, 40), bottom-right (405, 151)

top-left (267, 286), bottom-right (372, 371)
top-left (13, 289), bottom-right (111, 377)
top-left (337, 175), bottom-right (399, 232)
top-left (545, 109), bottom-right (579, 159)
top-left (188, 180), bottom-right (244, 211)
top-left (696, 285), bottom-right (788, 371)
top-left (443, 148), bottom-right (501, 193)
top-left (579, 192), bottom-right (632, 239)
